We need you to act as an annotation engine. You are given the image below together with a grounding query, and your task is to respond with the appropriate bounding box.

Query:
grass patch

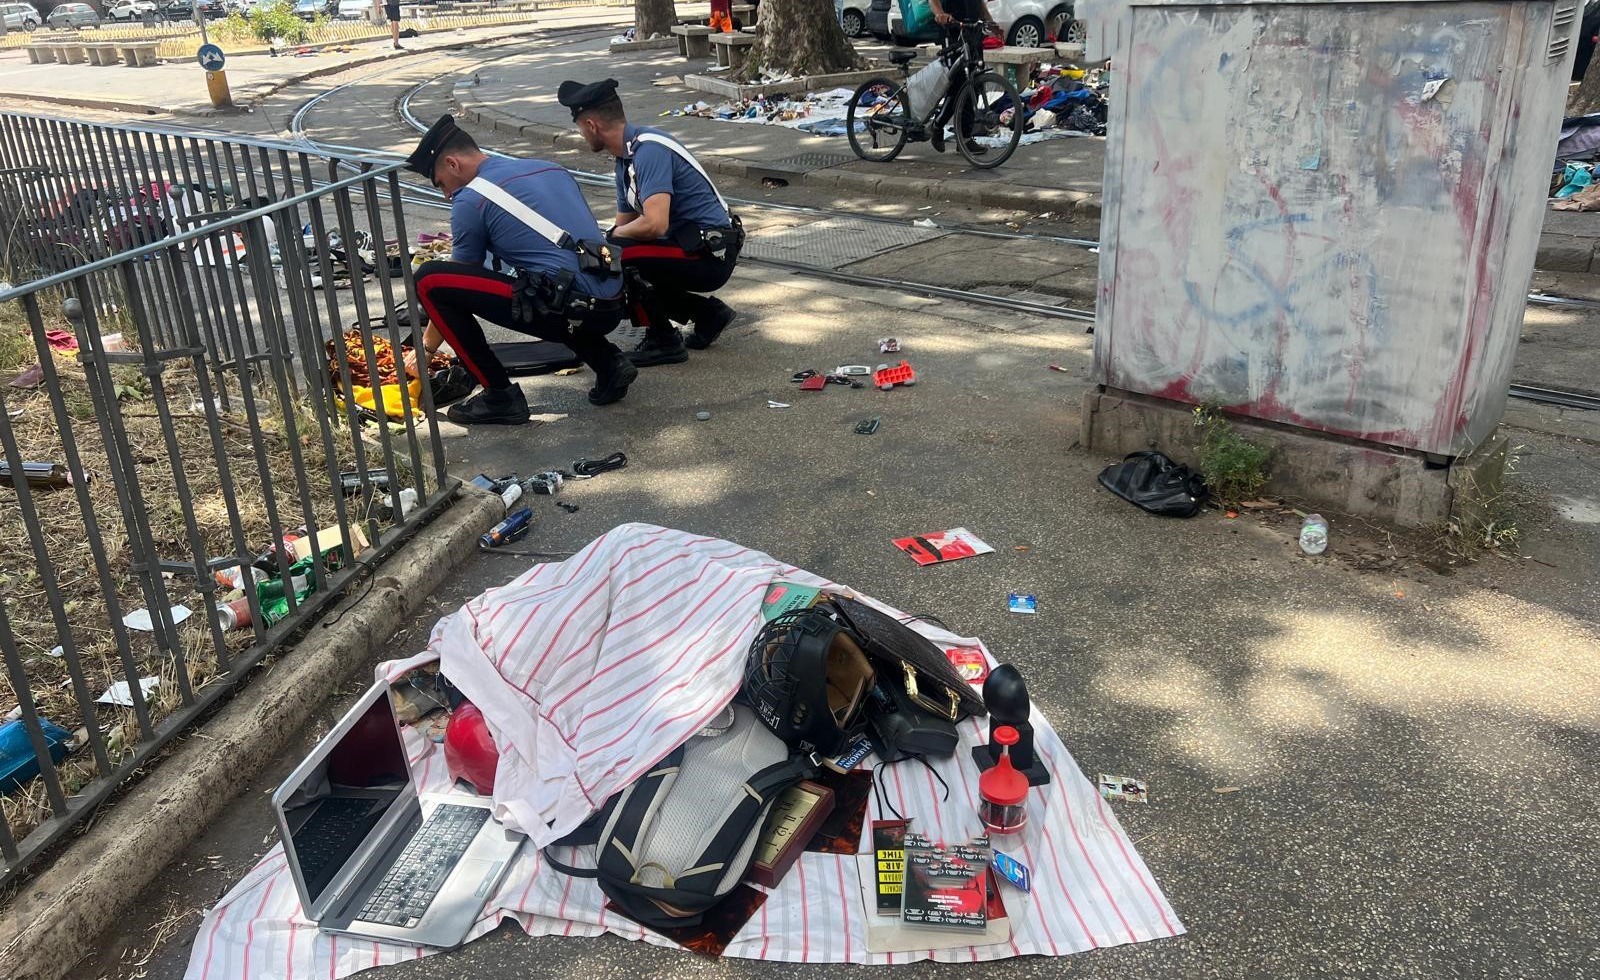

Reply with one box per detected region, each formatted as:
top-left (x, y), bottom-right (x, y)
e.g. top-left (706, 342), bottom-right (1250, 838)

top-left (0, 296), bottom-right (393, 847)
top-left (1193, 404), bottom-right (1272, 505)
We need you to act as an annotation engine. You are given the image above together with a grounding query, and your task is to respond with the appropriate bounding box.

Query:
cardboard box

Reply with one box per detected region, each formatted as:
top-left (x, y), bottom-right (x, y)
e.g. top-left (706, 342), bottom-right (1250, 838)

top-left (291, 524), bottom-right (370, 567)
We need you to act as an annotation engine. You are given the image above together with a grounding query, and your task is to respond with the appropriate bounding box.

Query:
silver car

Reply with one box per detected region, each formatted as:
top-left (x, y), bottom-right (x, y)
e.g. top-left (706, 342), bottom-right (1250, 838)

top-left (1, 1), bottom-right (42, 30)
top-left (44, 1), bottom-right (100, 26)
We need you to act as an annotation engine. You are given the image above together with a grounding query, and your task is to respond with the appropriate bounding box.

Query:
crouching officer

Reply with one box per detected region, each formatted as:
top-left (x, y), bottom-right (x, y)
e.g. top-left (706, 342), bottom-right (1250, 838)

top-left (558, 78), bottom-right (744, 368)
top-left (403, 115), bottom-right (636, 424)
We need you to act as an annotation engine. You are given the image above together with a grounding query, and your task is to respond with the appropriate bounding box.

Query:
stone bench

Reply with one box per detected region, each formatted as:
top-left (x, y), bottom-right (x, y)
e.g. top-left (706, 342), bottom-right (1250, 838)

top-left (86, 43), bottom-right (123, 66)
top-left (671, 23), bottom-right (713, 59)
top-left (983, 44), bottom-right (1043, 88)
top-left (52, 41), bottom-right (89, 65)
top-left (730, 2), bottom-right (754, 25)
top-left (25, 44), bottom-right (54, 64)
top-left (120, 42), bottom-right (160, 66)
top-left (707, 30), bottom-right (754, 70)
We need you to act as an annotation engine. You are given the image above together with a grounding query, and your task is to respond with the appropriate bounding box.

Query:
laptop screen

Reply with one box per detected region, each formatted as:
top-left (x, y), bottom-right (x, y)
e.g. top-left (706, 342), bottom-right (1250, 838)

top-left (280, 688), bottom-right (412, 906)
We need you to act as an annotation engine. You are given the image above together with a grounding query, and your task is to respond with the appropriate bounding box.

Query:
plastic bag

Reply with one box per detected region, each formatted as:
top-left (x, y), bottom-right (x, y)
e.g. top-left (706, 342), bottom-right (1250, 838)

top-left (905, 59), bottom-right (951, 120)
top-left (897, 0), bottom-right (939, 41)
top-left (1097, 451), bottom-right (1207, 517)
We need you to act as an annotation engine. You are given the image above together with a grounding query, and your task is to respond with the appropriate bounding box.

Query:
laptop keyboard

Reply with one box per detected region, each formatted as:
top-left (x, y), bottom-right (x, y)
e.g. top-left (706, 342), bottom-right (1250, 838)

top-left (356, 803), bottom-right (490, 928)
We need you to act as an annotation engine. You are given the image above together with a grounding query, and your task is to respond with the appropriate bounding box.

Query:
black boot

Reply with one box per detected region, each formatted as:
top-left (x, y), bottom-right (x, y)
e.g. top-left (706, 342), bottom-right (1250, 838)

top-left (446, 384), bottom-right (529, 425)
top-left (588, 356), bottom-right (639, 406)
top-left (625, 331), bottom-right (689, 367)
top-left (686, 301), bottom-right (736, 350)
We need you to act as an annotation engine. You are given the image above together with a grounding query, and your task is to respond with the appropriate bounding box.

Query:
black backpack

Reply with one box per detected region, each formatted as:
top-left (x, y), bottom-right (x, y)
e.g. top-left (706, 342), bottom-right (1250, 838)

top-left (545, 705), bottom-right (817, 930)
top-left (1097, 451), bottom-right (1207, 517)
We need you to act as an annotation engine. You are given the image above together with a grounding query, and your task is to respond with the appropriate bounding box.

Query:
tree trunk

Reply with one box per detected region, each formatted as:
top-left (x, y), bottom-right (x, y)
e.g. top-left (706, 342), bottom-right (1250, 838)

top-left (635, 0), bottom-right (673, 40)
top-left (737, 0), bottom-right (864, 82)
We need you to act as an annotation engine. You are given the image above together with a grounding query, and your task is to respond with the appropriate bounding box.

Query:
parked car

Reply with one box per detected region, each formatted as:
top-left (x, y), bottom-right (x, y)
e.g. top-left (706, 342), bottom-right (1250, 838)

top-left (839, 1), bottom-right (867, 37)
top-left (106, 0), bottom-right (159, 18)
top-left (293, 0), bottom-right (335, 19)
top-left (334, 0), bottom-right (371, 19)
top-left (870, 0), bottom-right (1080, 47)
top-left (1, 0), bottom-right (42, 30)
top-left (160, 0), bottom-right (225, 20)
top-left (45, 2), bottom-right (100, 27)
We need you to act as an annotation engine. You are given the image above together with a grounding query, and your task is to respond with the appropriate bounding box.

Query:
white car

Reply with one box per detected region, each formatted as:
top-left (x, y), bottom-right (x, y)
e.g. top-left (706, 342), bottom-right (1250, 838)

top-left (875, 0), bottom-right (1082, 48)
top-left (334, 0), bottom-right (371, 18)
top-left (106, 0), bottom-right (159, 19)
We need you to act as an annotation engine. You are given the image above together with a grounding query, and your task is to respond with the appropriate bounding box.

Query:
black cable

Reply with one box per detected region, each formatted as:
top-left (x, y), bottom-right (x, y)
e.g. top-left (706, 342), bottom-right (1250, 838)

top-left (569, 452), bottom-right (627, 479)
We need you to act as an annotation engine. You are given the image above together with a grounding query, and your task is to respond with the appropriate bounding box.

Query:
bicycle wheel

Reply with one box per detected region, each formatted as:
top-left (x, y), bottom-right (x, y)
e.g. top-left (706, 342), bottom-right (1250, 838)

top-left (846, 77), bottom-right (912, 163)
top-left (952, 70), bottom-right (1024, 169)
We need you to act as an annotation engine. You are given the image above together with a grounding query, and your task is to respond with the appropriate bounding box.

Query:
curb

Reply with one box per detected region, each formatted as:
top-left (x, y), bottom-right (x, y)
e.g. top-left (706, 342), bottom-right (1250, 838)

top-left (452, 85), bottom-right (1103, 218)
top-left (0, 485), bottom-right (505, 980)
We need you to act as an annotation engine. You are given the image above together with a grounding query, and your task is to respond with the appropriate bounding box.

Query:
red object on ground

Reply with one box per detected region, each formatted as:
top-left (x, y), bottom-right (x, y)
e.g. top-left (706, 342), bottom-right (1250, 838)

top-left (978, 725), bottom-right (1030, 833)
top-left (874, 360), bottom-right (917, 390)
top-left (445, 701), bottom-right (500, 795)
top-left (799, 374), bottom-right (827, 391)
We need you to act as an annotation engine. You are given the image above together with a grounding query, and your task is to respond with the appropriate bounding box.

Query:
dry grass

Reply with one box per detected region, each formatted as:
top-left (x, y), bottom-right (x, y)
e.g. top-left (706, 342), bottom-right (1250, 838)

top-left (0, 295), bottom-right (373, 847)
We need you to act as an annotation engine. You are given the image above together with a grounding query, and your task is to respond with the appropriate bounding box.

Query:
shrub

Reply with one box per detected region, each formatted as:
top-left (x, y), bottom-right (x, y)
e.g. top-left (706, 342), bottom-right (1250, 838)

top-left (1192, 405), bottom-right (1272, 505)
top-left (247, 0), bottom-right (310, 43)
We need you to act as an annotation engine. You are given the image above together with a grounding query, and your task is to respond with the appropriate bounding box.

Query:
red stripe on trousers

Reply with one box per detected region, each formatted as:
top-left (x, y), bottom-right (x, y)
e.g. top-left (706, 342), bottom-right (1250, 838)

top-left (621, 243), bottom-right (694, 261)
top-left (414, 270), bottom-right (514, 388)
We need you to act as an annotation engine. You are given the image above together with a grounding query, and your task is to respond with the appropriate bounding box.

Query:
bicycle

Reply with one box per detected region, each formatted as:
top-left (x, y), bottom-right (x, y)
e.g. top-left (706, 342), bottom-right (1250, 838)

top-left (845, 21), bottom-right (1026, 170)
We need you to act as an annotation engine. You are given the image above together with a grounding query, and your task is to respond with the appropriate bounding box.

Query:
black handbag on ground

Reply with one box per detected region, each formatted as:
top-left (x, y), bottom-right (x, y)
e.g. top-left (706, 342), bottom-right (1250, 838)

top-left (1097, 450), bottom-right (1207, 517)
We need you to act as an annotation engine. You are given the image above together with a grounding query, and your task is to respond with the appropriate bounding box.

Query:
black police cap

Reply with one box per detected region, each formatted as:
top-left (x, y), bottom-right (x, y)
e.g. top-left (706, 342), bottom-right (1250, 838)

top-left (557, 78), bottom-right (622, 121)
top-left (406, 114), bottom-right (462, 182)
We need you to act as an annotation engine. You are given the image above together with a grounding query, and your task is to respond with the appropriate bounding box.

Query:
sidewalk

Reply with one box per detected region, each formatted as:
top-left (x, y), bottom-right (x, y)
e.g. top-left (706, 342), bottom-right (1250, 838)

top-left (451, 33), bottom-right (1106, 217)
top-left (0, 4), bottom-right (638, 116)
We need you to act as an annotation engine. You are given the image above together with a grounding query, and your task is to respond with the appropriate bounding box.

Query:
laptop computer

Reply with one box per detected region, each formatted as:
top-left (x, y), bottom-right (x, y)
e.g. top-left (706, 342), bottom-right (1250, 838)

top-left (271, 680), bottom-right (523, 948)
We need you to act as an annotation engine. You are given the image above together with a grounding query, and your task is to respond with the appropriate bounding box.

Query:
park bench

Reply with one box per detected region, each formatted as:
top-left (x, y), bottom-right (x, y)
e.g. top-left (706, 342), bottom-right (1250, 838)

top-left (730, 2), bottom-right (755, 25)
top-left (118, 41), bottom-right (160, 66)
top-left (85, 42), bottom-right (123, 66)
top-left (25, 44), bottom-right (54, 64)
top-left (707, 30), bottom-right (754, 70)
top-left (1053, 41), bottom-right (1085, 62)
top-left (983, 45), bottom-right (1042, 89)
top-left (671, 23), bottom-right (713, 59)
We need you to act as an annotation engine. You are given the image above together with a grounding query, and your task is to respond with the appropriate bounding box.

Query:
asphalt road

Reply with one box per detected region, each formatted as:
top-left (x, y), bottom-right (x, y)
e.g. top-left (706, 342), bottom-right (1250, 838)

top-left (46, 26), bottom-right (1600, 980)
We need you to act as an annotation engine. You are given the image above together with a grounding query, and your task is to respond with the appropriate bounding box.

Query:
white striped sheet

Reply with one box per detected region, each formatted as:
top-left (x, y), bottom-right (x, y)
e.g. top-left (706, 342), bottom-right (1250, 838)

top-left (184, 525), bottom-right (1182, 980)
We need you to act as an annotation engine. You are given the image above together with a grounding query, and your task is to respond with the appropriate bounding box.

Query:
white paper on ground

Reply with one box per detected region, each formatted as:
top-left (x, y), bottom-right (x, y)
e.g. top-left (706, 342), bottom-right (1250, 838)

top-left (98, 676), bottom-right (159, 706)
top-left (123, 605), bottom-right (192, 631)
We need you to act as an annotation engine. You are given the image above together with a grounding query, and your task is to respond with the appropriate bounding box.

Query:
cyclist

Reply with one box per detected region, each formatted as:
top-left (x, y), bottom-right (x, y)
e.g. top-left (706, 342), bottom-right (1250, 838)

top-left (926, 0), bottom-right (1001, 155)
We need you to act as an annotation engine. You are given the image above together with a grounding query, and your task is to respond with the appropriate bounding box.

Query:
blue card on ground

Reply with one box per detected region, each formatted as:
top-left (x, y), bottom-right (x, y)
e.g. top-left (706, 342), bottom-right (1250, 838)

top-left (1007, 593), bottom-right (1037, 614)
top-left (993, 850), bottom-right (1031, 892)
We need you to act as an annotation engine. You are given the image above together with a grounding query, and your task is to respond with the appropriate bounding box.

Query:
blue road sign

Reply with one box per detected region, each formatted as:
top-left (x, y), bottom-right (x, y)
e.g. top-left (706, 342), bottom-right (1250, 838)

top-left (197, 43), bottom-right (226, 71)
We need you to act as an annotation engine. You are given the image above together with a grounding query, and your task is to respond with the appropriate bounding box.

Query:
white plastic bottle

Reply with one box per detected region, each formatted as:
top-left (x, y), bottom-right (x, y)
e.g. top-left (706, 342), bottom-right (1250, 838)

top-left (1299, 514), bottom-right (1329, 555)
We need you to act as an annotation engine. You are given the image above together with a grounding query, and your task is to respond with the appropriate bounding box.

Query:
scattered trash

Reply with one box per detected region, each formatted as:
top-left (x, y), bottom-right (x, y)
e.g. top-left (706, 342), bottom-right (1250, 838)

top-left (529, 413), bottom-right (570, 425)
top-left (768, 400), bottom-right (791, 408)
top-left (554, 367), bottom-right (584, 376)
top-left (992, 850), bottom-right (1031, 892)
top-left (558, 502), bottom-right (581, 514)
top-left (98, 676), bottom-right (160, 707)
top-left (481, 506), bottom-right (534, 548)
top-left (894, 527), bottom-right (994, 566)
top-left (1047, 363), bottom-right (1068, 372)
top-left (799, 374), bottom-right (827, 391)
top-left (1224, 509), bottom-right (1239, 519)
top-left (833, 365), bottom-right (872, 376)
top-left (878, 338), bottom-right (900, 353)
top-left (122, 605), bottom-right (192, 631)
top-left (1098, 775), bottom-right (1148, 803)
top-left (8, 364), bottom-right (43, 389)
top-left (912, 218), bottom-right (939, 228)
top-left (1, 461), bottom-right (81, 490)
top-left (339, 468), bottom-right (392, 495)
top-left (6, 408), bottom-right (21, 419)
top-left (380, 487), bottom-right (419, 520)
top-left (44, 329), bottom-right (76, 352)
top-left (215, 598), bottom-right (252, 632)
top-left (761, 177), bottom-right (789, 189)
top-left (1212, 786), bottom-right (1241, 794)
top-left (1298, 513), bottom-right (1329, 555)
top-left (652, 75), bottom-right (684, 86)
top-left (1, 715), bottom-right (71, 792)
top-left (1013, 545), bottom-right (1030, 553)
top-left (526, 471), bottom-right (565, 495)
top-left (45, 645), bottom-right (63, 658)
top-left (854, 416), bottom-right (881, 435)
top-left (696, 411), bottom-right (712, 421)
top-left (1097, 451), bottom-right (1205, 518)
top-left (1007, 593), bottom-right (1038, 615)
top-left (500, 481), bottom-right (524, 510)
top-left (874, 361), bottom-right (917, 391)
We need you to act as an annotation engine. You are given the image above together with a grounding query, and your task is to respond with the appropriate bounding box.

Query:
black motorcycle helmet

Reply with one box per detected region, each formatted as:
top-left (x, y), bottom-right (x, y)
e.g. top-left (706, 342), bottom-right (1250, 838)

top-left (741, 607), bottom-right (876, 756)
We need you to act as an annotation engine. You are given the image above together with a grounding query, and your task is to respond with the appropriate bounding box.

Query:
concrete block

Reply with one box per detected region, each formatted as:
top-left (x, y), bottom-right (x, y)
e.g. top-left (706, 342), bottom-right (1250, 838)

top-left (1535, 236), bottom-right (1592, 272)
top-left (1080, 387), bottom-right (1509, 528)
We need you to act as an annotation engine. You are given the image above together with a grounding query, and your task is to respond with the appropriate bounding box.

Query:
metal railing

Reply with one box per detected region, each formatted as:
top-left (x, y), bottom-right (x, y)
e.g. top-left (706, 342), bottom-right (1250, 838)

top-left (0, 110), bottom-right (456, 887)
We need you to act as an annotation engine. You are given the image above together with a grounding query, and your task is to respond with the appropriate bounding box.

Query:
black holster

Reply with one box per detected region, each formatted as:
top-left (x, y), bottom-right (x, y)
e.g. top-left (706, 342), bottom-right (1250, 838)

top-left (509, 269), bottom-right (575, 324)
